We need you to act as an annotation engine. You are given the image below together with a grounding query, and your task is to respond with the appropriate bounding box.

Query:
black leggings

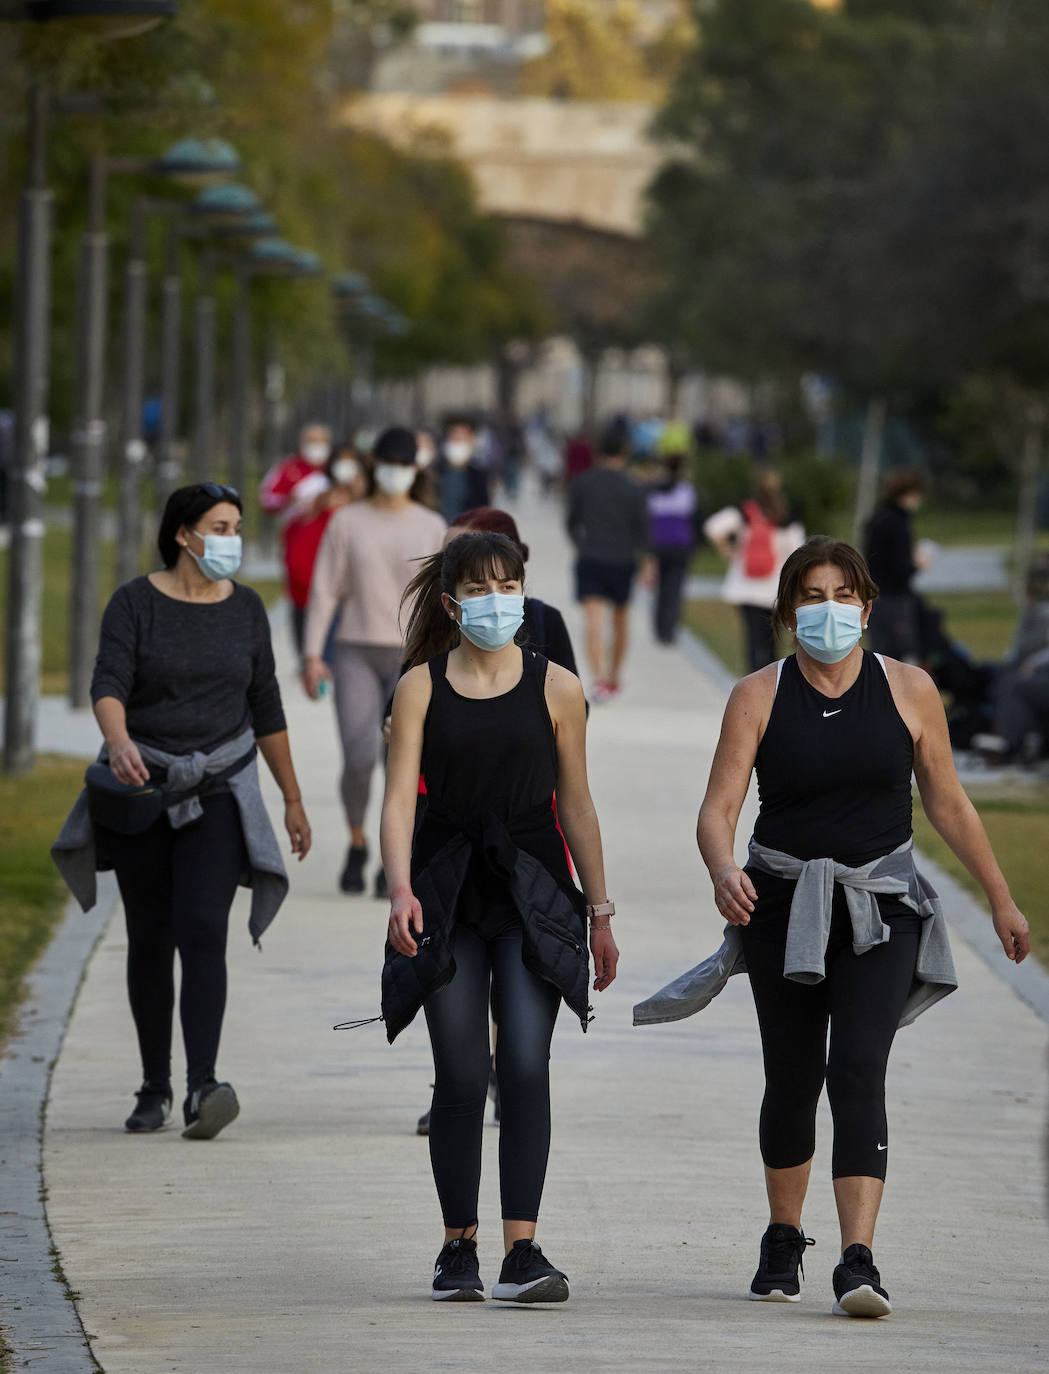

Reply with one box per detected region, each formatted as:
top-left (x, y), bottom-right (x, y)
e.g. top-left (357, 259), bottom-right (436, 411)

top-left (424, 923), bottom-right (561, 1227)
top-left (99, 792), bottom-right (247, 1093)
top-left (740, 879), bottom-right (920, 1181)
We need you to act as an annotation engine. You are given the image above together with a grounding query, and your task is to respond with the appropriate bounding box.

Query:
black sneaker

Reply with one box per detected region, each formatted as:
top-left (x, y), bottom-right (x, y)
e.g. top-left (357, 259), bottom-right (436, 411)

top-left (181, 1081), bottom-right (240, 1140)
top-left (832, 1243), bottom-right (892, 1318)
top-left (124, 1082), bottom-right (173, 1133)
top-left (373, 867), bottom-right (388, 901)
top-left (339, 845), bottom-right (367, 894)
top-left (432, 1237), bottom-right (484, 1302)
top-left (417, 1108), bottom-right (431, 1136)
top-left (749, 1223), bottom-right (815, 1302)
top-left (491, 1239), bottom-right (569, 1304)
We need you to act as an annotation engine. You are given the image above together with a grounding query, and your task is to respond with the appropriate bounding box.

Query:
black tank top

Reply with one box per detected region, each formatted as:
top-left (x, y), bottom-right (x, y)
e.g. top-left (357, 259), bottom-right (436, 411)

top-left (413, 648), bottom-right (572, 932)
top-left (753, 651), bottom-right (914, 867)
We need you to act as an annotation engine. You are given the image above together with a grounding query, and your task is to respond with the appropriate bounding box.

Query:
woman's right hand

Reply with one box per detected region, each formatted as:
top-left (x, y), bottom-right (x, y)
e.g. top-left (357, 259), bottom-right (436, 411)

top-left (302, 655), bottom-right (331, 700)
top-left (388, 886), bottom-right (424, 957)
top-left (107, 735), bottom-right (149, 786)
top-left (712, 864), bottom-right (757, 925)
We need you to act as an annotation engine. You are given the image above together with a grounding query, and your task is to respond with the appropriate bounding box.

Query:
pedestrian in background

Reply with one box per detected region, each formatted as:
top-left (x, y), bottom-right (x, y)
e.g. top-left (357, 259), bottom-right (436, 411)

top-left (704, 468), bottom-right (805, 672)
top-left (863, 471), bottom-right (930, 663)
top-left (647, 452), bottom-right (702, 645)
top-left (53, 483), bottom-right (311, 1141)
top-left (566, 427), bottom-right (649, 702)
top-left (259, 421), bottom-right (335, 660)
top-left (304, 427), bottom-right (445, 898)
top-left (439, 415), bottom-right (487, 523)
top-left (381, 530), bottom-right (618, 1304)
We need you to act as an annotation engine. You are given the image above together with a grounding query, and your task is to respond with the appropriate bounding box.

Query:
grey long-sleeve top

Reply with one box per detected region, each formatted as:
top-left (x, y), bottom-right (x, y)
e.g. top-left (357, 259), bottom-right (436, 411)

top-left (52, 728), bottom-right (288, 946)
top-left (633, 838), bottom-right (957, 1031)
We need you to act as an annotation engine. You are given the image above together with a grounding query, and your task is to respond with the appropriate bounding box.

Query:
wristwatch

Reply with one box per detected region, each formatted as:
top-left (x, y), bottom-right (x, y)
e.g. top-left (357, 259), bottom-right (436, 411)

top-left (585, 899), bottom-right (615, 921)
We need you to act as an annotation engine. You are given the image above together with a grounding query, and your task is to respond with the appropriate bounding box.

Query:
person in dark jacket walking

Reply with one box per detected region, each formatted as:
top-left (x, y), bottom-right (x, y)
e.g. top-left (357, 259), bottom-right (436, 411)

top-left (58, 483), bottom-right (311, 1140)
top-left (380, 531), bottom-right (618, 1305)
top-left (862, 471), bottom-right (929, 662)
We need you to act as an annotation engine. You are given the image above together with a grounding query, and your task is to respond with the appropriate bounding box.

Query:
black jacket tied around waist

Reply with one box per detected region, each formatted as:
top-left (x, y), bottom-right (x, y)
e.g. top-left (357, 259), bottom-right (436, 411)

top-left (380, 799), bottom-right (591, 1043)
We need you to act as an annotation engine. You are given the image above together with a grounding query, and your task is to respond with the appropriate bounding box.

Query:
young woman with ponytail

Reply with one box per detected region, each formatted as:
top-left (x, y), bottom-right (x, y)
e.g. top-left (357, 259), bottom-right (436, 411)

top-left (380, 531), bottom-right (618, 1305)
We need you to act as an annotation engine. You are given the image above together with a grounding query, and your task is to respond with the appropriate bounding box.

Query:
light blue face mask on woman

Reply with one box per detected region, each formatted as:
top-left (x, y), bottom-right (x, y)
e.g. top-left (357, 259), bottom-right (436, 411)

top-left (186, 530), bottom-right (243, 581)
top-left (794, 600), bottom-right (863, 664)
top-left (452, 591), bottom-right (525, 651)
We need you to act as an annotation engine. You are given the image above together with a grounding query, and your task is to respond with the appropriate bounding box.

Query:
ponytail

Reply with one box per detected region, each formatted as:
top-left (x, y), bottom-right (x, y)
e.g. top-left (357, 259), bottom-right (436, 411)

top-left (400, 531), bottom-right (526, 669)
top-left (402, 550), bottom-right (459, 669)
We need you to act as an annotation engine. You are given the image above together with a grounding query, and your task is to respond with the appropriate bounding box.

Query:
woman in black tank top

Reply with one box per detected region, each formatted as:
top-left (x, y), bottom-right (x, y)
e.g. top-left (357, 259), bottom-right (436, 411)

top-left (697, 536), bottom-right (1029, 1319)
top-left (380, 532), bottom-right (618, 1306)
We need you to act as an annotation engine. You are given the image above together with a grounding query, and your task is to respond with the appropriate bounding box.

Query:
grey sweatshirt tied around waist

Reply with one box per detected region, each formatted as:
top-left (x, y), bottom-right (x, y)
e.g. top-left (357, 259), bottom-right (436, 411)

top-left (51, 727), bottom-right (288, 946)
top-left (633, 837), bottom-right (957, 1030)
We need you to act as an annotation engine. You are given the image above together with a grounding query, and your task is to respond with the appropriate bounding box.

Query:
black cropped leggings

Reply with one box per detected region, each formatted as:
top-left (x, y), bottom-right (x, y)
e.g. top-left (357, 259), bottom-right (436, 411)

top-left (740, 881), bottom-right (920, 1181)
top-left (99, 792), bottom-right (247, 1094)
top-left (423, 923), bottom-right (561, 1227)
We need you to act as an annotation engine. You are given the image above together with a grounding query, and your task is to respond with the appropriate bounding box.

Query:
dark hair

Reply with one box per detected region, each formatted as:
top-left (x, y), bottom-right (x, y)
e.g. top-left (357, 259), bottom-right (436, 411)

top-left (751, 466), bottom-right (787, 526)
top-left (157, 483), bottom-right (242, 569)
top-left (373, 425), bottom-right (417, 465)
top-left (599, 425), bottom-right (628, 460)
top-left (449, 506), bottom-right (529, 562)
top-left (883, 469), bottom-right (926, 503)
top-left (401, 531), bottom-right (526, 668)
top-left (773, 536), bottom-right (879, 632)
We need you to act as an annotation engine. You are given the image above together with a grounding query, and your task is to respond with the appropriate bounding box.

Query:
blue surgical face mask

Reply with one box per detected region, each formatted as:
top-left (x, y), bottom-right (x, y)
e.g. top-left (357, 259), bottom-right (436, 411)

top-left (186, 529), bottom-right (242, 581)
top-left (794, 600), bottom-right (863, 663)
top-left (452, 591), bottom-right (525, 652)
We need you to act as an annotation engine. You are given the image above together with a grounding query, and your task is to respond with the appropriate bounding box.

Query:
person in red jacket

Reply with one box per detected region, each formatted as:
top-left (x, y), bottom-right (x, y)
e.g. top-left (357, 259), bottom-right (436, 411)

top-left (261, 424), bottom-right (366, 662)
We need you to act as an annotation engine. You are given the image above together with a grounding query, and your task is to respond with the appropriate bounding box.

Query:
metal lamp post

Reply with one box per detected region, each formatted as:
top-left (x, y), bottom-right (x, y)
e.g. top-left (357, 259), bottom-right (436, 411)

top-left (2, 0), bottom-right (177, 772)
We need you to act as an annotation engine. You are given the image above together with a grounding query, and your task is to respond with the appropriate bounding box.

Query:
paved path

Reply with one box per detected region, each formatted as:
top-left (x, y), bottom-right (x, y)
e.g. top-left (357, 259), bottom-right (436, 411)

top-left (30, 487), bottom-right (1049, 1370)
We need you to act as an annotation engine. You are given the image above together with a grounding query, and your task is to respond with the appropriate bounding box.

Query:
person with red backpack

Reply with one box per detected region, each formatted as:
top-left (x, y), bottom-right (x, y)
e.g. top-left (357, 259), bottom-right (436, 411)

top-left (704, 469), bottom-right (805, 672)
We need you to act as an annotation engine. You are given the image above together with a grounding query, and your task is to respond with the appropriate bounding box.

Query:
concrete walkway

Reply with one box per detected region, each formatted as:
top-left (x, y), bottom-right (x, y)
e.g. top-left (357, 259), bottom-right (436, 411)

top-left (33, 486), bottom-right (1049, 1371)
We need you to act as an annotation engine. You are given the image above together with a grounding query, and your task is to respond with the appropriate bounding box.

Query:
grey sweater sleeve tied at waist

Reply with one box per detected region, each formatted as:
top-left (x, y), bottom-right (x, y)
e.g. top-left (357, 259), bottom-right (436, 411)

top-left (633, 837), bottom-right (957, 1031)
top-left (51, 726), bottom-right (288, 946)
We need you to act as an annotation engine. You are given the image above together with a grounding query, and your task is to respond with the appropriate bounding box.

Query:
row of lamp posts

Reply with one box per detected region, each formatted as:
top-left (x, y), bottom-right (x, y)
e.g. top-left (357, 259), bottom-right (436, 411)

top-left (2, 2), bottom-right (363, 771)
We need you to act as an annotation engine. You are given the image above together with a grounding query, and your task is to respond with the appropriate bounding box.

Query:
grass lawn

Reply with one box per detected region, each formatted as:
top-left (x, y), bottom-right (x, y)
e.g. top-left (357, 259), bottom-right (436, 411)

top-left (0, 526), bottom-right (283, 697)
top-left (0, 754), bottom-right (87, 1048)
top-left (683, 589), bottom-right (1049, 965)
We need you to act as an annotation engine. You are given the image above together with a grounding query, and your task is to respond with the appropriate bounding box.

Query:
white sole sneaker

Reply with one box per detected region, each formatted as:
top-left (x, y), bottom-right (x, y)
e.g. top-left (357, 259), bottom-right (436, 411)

top-left (431, 1287), bottom-right (484, 1302)
top-left (182, 1084), bottom-right (239, 1140)
top-left (492, 1274), bottom-right (569, 1304)
top-left (833, 1286), bottom-right (892, 1318)
top-left (749, 1288), bottom-right (800, 1302)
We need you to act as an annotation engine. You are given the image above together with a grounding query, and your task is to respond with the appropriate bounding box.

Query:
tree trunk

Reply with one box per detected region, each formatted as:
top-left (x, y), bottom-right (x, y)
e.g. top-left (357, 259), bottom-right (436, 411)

top-left (1012, 399), bottom-right (1045, 603)
top-left (852, 394), bottom-right (887, 544)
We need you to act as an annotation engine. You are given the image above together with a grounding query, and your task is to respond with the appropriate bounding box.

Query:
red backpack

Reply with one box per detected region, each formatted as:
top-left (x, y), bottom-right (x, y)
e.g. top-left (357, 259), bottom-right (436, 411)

top-left (741, 499), bottom-right (777, 578)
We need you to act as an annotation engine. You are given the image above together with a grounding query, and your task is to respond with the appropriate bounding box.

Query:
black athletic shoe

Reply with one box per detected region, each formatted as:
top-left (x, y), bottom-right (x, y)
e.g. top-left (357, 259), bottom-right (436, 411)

top-left (181, 1081), bottom-right (240, 1140)
top-left (432, 1237), bottom-right (484, 1302)
top-left (416, 1108), bottom-right (431, 1136)
top-left (491, 1240), bottom-right (569, 1303)
top-left (124, 1082), bottom-right (173, 1133)
top-left (749, 1223), bottom-right (815, 1302)
top-left (339, 845), bottom-right (367, 894)
top-left (373, 867), bottom-right (388, 901)
top-left (832, 1243), bottom-right (892, 1318)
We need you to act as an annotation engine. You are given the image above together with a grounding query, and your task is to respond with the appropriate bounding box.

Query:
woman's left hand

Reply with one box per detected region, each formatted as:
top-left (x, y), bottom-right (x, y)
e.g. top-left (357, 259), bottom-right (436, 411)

top-left (284, 800), bottom-right (312, 861)
top-left (590, 927), bottom-right (619, 992)
top-left (992, 900), bottom-right (1030, 963)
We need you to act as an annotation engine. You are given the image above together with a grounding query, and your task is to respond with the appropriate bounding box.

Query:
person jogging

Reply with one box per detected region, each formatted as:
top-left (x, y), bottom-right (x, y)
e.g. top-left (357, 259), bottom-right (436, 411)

top-left (565, 427), bottom-right (649, 702)
top-left (637, 535), bottom-right (1028, 1317)
top-left (380, 530), bottom-right (618, 1304)
top-left (303, 426), bottom-right (445, 898)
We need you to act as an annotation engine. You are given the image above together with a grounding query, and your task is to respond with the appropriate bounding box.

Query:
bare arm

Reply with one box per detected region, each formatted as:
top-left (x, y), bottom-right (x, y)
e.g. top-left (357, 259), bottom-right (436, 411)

top-left (302, 515), bottom-right (347, 692)
top-left (905, 665), bottom-right (1030, 962)
top-left (257, 730), bottom-right (311, 862)
top-left (696, 670), bottom-right (773, 925)
top-left (546, 664), bottom-right (618, 991)
top-left (380, 667), bottom-right (430, 956)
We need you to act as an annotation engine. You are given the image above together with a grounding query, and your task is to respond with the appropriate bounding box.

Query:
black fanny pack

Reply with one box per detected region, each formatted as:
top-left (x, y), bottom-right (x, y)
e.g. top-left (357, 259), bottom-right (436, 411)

top-left (84, 746), bottom-right (256, 835)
